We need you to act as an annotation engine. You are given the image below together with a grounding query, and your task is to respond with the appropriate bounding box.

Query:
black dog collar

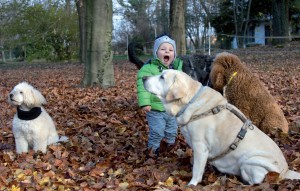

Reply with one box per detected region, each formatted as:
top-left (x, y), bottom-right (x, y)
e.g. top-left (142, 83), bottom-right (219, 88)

top-left (17, 107), bottom-right (42, 120)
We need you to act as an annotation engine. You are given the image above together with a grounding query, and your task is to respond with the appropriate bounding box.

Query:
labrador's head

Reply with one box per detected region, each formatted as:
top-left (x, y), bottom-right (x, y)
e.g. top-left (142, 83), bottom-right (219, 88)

top-left (143, 69), bottom-right (200, 115)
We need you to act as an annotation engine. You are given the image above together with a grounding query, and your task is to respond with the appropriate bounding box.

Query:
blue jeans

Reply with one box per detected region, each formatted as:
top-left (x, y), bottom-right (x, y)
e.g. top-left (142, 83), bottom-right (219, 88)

top-left (146, 110), bottom-right (178, 151)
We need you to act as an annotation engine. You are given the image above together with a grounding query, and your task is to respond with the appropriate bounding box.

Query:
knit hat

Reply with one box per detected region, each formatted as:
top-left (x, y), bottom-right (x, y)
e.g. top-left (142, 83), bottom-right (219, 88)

top-left (153, 35), bottom-right (176, 60)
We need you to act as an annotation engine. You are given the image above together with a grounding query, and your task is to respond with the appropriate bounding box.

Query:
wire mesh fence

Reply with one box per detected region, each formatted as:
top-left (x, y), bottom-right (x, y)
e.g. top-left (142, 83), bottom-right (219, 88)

top-left (2, 35), bottom-right (300, 62)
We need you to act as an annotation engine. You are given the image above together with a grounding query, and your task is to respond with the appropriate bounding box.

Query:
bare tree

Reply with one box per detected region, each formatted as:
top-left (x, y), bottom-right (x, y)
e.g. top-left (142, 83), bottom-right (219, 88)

top-left (186, 0), bottom-right (202, 51)
top-left (242, 0), bottom-right (252, 47)
top-left (170, 0), bottom-right (186, 56)
top-left (186, 0), bottom-right (218, 52)
top-left (77, 0), bottom-right (115, 88)
top-left (117, 0), bottom-right (154, 41)
top-left (232, 0), bottom-right (252, 48)
top-left (155, 0), bottom-right (169, 35)
top-left (199, 0), bottom-right (212, 21)
top-left (198, 0), bottom-right (213, 50)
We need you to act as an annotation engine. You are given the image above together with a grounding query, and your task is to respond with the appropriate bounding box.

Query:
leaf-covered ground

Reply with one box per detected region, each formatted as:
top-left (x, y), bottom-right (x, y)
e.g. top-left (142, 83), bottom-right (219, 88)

top-left (0, 45), bottom-right (300, 190)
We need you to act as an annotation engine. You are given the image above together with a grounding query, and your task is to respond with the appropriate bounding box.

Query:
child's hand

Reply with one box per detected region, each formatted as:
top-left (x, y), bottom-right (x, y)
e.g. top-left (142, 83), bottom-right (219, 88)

top-left (141, 106), bottom-right (151, 112)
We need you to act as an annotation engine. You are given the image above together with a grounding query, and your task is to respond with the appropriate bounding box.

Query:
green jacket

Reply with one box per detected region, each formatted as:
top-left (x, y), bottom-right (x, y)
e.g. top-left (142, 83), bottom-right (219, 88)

top-left (136, 58), bottom-right (183, 111)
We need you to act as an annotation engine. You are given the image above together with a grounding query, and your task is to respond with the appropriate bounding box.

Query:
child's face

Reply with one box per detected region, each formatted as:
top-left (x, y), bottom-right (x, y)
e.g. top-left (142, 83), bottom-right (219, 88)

top-left (156, 42), bottom-right (175, 66)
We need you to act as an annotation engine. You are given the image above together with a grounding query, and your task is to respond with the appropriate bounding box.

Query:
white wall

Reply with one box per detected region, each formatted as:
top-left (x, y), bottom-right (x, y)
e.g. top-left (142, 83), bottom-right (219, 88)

top-left (254, 23), bottom-right (265, 45)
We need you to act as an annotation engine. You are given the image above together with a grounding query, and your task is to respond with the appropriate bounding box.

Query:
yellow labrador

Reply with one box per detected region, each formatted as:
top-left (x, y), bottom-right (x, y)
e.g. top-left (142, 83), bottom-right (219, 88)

top-left (143, 69), bottom-right (300, 186)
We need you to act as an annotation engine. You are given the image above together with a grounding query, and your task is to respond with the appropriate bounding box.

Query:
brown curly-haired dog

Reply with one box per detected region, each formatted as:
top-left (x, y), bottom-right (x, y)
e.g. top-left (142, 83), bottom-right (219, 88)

top-left (209, 52), bottom-right (289, 134)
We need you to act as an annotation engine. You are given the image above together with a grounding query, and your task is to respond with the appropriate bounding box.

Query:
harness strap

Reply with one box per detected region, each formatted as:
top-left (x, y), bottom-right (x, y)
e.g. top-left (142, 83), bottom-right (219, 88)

top-left (209, 119), bottom-right (253, 162)
top-left (189, 104), bottom-right (249, 123)
top-left (189, 105), bottom-right (226, 122)
top-left (176, 85), bottom-right (204, 117)
top-left (184, 103), bottom-right (254, 162)
top-left (225, 104), bottom-right (248, 123)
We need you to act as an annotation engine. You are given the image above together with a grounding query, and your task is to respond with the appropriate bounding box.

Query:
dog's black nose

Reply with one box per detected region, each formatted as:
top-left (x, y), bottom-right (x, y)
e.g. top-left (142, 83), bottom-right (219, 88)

top-left (142, 76), bottom-right (149, 82)
top-left (9, 94), bottom-right (13, 99)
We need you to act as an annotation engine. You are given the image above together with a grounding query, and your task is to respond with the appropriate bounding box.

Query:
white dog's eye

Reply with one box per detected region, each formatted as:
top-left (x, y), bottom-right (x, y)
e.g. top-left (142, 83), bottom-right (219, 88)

top-left (160, 75), bottom-right (164, 80)
top-left (20, 91), bottom-right (23, 94)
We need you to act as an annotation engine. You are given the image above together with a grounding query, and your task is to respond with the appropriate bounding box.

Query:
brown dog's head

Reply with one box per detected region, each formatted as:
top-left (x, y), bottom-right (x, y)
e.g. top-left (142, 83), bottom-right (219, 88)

top-left (209, 52), bottom-right (244, 92)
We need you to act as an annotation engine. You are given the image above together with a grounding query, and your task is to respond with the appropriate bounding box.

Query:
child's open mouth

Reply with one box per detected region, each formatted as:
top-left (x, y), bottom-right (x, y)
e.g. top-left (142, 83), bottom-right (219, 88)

top-left (164, 56), bottom-right (170, 63)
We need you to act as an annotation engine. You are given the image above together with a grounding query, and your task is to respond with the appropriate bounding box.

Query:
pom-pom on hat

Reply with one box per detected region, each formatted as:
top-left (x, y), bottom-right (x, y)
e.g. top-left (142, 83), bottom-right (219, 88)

top-left (153, 34), bottom-right (176, 60)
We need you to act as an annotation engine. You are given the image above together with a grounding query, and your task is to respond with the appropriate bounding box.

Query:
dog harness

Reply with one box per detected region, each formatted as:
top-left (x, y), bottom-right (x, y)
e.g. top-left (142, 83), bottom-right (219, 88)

top-left (17, 107), bottom-right (42, 120)
top-left (176, 86), bottom-right (254, 162)
top-left (188, 104), bottom-right (254, 162)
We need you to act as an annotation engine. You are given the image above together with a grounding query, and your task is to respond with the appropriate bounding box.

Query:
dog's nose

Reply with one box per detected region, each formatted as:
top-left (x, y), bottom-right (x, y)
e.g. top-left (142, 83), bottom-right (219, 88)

top-left (142, 76), bottom-right (149, 82)
top-left (9, 94), bottom-right (13, 99)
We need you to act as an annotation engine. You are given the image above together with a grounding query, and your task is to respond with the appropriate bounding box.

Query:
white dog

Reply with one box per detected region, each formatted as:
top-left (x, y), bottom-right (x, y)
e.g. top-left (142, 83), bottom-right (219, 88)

top-left (143, 69), bottom-right (300, 185)
top-left (8, 82), bottom-right (68, 154)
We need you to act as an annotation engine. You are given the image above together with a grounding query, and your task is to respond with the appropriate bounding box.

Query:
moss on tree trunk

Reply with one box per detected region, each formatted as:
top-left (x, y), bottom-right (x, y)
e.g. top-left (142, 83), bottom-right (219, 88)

top-left (81, 0), bottom-right (114, 88)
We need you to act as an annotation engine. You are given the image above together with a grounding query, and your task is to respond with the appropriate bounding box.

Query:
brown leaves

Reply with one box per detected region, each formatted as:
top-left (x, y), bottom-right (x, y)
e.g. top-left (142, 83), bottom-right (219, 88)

top-left (0, 50), bottom-right (300, 190)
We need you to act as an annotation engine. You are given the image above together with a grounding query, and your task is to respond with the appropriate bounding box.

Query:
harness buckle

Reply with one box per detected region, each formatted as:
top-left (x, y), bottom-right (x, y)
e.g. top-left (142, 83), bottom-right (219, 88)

top-left (230, 143), bottom-right (237, 150)
top-left (212, 106), bottom-right (221, 114)
top-left (248, 121), bottom-right (254, 130)
top-left (237, 128), bottom-right (247, 140)
top-left (249, 125), bottom-right (254, 130)
top-left (225, 104), bottom-right (232, 111)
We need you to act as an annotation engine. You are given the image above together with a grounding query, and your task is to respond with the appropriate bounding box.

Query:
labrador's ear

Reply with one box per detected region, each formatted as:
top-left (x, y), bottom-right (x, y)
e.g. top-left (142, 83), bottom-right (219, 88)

top-left (165, 75), bottom-right (187, 101)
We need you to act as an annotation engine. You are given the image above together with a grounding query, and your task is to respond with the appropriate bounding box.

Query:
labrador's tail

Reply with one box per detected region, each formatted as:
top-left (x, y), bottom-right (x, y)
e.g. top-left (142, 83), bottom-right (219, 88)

top-left (284, 169), bottom-right (300, 180)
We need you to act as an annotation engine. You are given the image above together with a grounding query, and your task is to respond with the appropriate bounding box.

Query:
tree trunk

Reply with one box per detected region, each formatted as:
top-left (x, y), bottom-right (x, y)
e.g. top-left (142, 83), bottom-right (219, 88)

top-left (76, 0), bottom-right (86, 64)
top-left (198, 0), bottom-right (212, 22)
top-left (66, 0), bottom-right (71, 16)
top-left (160, 0), bottom-right (168, 34)
top-left (81, 0), bottom-right (114, 88)
top-left (201, 20), bottom-right (208, 52)
top-left (170, 0), bottom-right (186, 56)
top-left (272, 0), bottom-right (290, 45)
top-left (188, 0), bottom-right (201, 51)
top-left (242, 0), bottom-right (252, 48)
top-left (233, 0), bottom-right (239, 49)
top-left (1, 50), bottom-right (5, 62)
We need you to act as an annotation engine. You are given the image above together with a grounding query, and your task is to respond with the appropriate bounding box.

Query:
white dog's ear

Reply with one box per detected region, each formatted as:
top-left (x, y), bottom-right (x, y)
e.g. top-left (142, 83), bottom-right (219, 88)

top-left (166, 75), bottom-right (186, 101)
top-left (23, 87), bottom-right (47, 107)
top-left (31, 88), bottom-right (47, 106)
